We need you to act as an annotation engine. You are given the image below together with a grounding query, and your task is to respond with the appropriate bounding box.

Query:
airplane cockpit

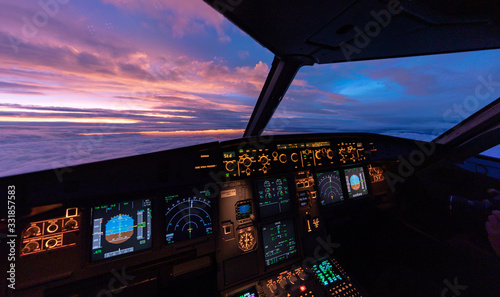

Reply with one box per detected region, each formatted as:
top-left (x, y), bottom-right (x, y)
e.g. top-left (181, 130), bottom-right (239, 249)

top-left (1, 1), bottom-right (500, 296)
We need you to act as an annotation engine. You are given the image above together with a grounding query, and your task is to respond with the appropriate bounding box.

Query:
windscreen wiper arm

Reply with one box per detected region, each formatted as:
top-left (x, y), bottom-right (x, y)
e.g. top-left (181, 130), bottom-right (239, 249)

top-left (244, 55), bottom-right (314, 137)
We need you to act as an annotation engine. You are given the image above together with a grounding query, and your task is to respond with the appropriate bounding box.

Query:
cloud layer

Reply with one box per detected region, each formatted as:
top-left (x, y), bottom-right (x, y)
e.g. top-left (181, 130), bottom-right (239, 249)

top-left (1, 1), bottom-right (499, 177)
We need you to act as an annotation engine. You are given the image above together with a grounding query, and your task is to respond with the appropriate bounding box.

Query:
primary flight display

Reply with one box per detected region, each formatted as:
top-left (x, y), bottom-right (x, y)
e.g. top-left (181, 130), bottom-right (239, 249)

top-left (91, 199), bottom-right (152, 262)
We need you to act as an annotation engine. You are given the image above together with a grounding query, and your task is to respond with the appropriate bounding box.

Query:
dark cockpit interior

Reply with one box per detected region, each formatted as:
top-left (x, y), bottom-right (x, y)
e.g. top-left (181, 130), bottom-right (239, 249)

top-left (2, 0), bottom-right (500, 296)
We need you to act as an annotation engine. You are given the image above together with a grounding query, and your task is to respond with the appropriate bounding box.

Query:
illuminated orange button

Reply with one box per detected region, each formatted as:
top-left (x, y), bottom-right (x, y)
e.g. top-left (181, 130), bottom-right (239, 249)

top-left (299, 285), bottom-right (307, 292)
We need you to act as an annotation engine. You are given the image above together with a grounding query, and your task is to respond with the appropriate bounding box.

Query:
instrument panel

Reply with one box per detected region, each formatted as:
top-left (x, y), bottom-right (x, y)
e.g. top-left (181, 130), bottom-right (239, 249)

top-left (20, 208), bottom-right (80, 256)
top-left (6, 133), bottom-right (401, 297)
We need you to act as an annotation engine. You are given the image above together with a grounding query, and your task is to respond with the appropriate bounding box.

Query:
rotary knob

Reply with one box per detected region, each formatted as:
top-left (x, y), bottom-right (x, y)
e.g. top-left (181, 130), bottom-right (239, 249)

top-left (279, 278), bottom-right (290, 289)
top-left (45, 238), bottom-right (58, 249)
top-left (272, 151), bottom-right (279, 161)
top-left (298, 270), bottom-right (309, 281)
top-left (269, 282), bottom-right (279, 295)
top-left (316, 149), bottom-right (328, 159)
top-left (22, 241), bottom-right (39, 254)
top-left (290, 153), bottom-right (299, 162)
top-left (279, 154), bottom-right (287, 163)
top-left (327, 149), bottom-right (334, 159)
top-left (23, 225), bottom-right (40, 238)
top-left (225, 161), bottom-right (236, 171)
top-left (243, 157), bottom-right (252, 167)
top-left (64, 219), bottom-right (78, 230)
top-left (47, 223), bottom-right (58, 233)
top-left (258, 155), bottom-right (270, 165)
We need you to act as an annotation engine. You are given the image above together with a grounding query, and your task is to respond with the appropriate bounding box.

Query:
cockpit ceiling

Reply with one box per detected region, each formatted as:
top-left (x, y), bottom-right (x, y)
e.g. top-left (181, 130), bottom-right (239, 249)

top-left (204, 0), bottom-right (500, 64)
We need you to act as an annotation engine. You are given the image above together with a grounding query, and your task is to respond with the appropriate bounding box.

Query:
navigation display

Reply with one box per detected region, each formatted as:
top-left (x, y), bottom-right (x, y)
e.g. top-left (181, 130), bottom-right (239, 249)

top-left (91, 199), bottom-right (152, 262)
top-left (165, 189), bottom-right (213, 244)
top-left (316, 170), bottom-right (344, 205)
top-left (256, 177), bottom-right (291, 218)
top-left (344, 167), bottom-right (369, 198)
top-left (262, 219), bottom-right (297, 266)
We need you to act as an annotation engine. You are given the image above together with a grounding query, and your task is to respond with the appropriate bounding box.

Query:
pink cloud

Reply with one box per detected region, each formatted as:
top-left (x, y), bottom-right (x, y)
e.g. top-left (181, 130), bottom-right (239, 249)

top-left (238, 50), bottom-right (249, 59)
top-left (0, 0), bottom-right (269, 116)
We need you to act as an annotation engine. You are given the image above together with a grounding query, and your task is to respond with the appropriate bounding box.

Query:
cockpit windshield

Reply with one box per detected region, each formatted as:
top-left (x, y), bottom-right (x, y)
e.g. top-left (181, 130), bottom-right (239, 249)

top-left (0, 0), bottom-right (272, 177)
top-left (1, 0), bottom-right (499, 178)
top-left (266, 49), bottom-right (500, 142)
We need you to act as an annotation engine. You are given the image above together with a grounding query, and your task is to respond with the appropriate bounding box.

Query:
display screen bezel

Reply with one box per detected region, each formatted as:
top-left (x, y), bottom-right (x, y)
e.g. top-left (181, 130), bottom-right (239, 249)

top-left (315, 170), bottom-right (345, 205)
top-left (344, 166), bottom-right (369, 199)
top-left (164, 188), bottom-right (214, 245)
top-left (255, 176), bottom-right (292, 219)
top-left (235, 199), bottom-right (253, 222)
top-left (261, 218), bottom-right (298, 267)
top-left (90, 198), bottom-right (153, 262)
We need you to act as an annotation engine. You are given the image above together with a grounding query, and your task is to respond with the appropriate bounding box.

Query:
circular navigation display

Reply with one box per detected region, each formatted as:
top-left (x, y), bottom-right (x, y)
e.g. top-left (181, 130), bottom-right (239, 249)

top-left (165, 192), bottom-right (213, 244)
top-left (350, 175), bottom-right (361, 191)
top-left (316, 171), bottom-right (344, 205)
top-left (105, 214), bottom-right (134, 244)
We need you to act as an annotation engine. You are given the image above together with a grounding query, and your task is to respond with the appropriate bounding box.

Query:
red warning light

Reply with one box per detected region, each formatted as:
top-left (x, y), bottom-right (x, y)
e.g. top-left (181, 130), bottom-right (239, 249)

top-left (300, 285), bottom-right (307, 292)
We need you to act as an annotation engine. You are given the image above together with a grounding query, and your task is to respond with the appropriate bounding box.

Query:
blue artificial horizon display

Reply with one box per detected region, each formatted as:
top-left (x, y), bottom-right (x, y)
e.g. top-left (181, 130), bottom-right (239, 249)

top-left (91, 199), bottom-right (152, 262)
top-left (344, 167), bottom-right (369, 198)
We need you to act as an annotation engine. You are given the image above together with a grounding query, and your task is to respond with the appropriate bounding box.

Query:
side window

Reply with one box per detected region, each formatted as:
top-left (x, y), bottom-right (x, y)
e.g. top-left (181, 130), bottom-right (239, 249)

top-left (480, 145), bottom-right (500, 160)
top-left (457, 145), bottom-right (500, 180)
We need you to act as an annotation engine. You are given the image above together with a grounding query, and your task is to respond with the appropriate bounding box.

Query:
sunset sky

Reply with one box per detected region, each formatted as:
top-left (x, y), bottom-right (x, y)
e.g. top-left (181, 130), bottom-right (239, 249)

top-left (1, 0), bottom-right (499, 177)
